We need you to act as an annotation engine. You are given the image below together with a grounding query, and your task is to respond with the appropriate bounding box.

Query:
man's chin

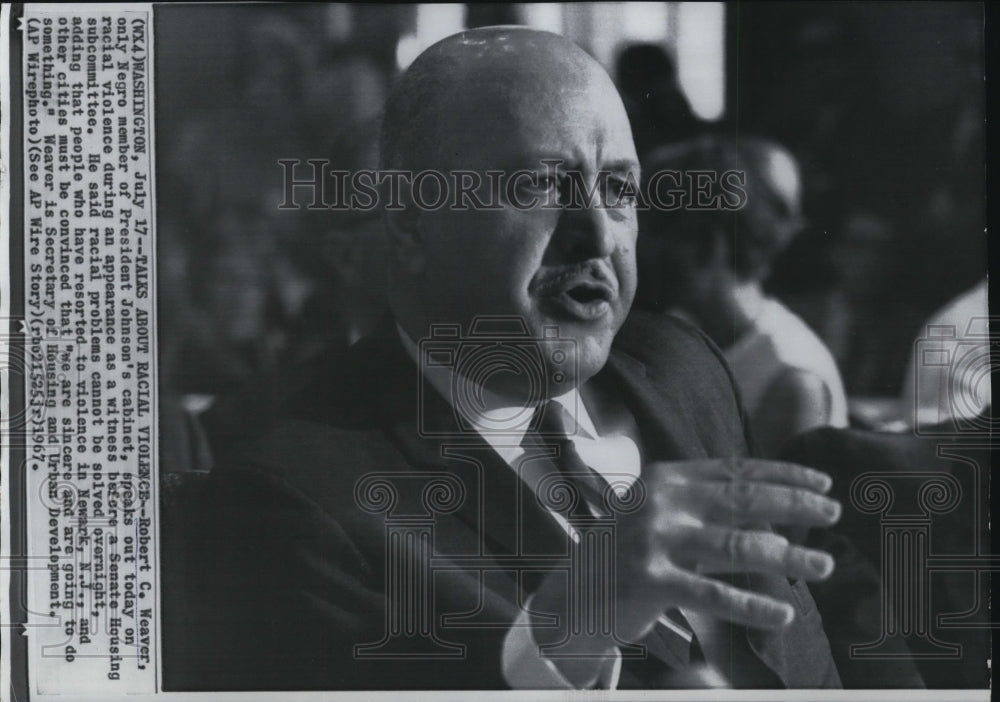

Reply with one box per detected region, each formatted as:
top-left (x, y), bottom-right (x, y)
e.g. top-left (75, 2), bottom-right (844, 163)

top-left (574, 336), bottom-right (614, 383)
top-left (540, 327), bottom-right (612, 394)
top-left (519, 308), bottom-right (620, 388)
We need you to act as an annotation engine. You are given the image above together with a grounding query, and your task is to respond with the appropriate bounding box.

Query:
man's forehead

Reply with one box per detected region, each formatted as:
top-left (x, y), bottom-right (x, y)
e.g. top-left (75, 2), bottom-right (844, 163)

top-left (434, 67), bottom-right (636, 171)
top-left (501, 124), bottom-right (639, 172)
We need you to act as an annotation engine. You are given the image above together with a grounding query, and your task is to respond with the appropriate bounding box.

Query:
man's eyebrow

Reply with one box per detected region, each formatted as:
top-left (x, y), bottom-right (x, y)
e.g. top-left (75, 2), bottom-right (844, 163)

top-left (603, 159), bottom-right (641, 173)
top-left (503, 156), bottom-right (640, 176)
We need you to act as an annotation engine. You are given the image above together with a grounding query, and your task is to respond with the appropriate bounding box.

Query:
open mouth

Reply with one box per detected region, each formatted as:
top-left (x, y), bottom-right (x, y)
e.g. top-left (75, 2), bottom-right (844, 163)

top-left (565, 283), bottom-right (613, 304)
top-left (547, 280), bottom-right (616, 321)
top-left (532, 265), bottom-right (619, 322)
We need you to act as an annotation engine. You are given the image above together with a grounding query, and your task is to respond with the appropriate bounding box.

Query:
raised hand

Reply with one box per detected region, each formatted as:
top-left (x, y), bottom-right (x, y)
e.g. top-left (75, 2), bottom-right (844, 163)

top-left (530, 458), bottom-right (840, 687)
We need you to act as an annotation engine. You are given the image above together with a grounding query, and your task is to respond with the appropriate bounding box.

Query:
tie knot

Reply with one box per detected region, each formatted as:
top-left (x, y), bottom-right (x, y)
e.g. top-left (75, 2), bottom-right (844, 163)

top-left (530, 400), bottom-right (579, 440)
top-left (522, 401), bottom-right (621, 520)
top-left (520, 401), bottom-right (578, 454)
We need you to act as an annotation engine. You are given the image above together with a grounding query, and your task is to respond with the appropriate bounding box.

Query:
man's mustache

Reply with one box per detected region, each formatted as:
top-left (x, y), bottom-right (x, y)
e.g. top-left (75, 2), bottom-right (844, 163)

top-left (531, 261), bottom-right (619, 298)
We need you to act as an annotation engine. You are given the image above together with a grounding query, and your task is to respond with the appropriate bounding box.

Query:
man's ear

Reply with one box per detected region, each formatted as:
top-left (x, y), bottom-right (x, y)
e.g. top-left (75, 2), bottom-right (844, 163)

top-left (382, 183), bottom-right (426, 276)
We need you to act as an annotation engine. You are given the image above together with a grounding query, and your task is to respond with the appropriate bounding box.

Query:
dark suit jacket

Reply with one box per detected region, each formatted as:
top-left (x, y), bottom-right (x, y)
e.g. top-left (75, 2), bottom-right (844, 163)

top-left (161, 312), bottom-right (842, 690)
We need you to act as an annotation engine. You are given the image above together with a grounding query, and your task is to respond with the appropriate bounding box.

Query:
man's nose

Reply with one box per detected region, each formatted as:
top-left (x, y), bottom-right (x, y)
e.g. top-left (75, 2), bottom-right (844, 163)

top-left (554, 198), bottom-right (619, 261)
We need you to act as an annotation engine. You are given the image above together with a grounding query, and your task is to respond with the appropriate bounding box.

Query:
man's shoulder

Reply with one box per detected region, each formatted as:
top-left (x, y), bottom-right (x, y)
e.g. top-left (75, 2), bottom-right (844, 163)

top-left (614, 310), bottom-right (737, 382)
top-left (612, 310), bottom-right (756, 457)
top-left (213, 325), bottom-right (418, 507)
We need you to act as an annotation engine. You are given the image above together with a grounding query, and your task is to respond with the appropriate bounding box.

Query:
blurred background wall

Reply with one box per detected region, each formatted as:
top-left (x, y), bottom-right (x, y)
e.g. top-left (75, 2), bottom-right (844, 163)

top-left (153, 1), bottom-right (985, 405)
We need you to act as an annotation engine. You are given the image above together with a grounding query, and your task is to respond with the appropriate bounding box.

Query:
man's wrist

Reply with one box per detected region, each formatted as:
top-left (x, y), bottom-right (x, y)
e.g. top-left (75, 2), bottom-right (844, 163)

top-left (529, 610), bottom-right (618, 688)
top-left (501, 594), bottom-right (621, 689)
top-left (528, 576), bottom-right (622, 688)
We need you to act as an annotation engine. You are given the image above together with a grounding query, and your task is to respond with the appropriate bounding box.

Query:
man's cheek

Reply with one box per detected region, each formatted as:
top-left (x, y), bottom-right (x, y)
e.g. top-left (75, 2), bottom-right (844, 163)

top-left (615, 253), bottom-right (638, 296)
top-left (619, 282), bottom-right (637, 317)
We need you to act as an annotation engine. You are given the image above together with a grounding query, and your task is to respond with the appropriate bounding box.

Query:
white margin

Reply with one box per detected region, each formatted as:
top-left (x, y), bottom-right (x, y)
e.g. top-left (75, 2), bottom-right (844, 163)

top-left (0, 4), bottom-right (14, 702)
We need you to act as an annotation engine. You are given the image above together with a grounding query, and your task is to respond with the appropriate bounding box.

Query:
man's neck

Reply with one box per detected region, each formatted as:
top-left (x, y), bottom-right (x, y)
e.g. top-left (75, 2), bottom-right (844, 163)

top-left (394, 322), bottom-right (596, 441)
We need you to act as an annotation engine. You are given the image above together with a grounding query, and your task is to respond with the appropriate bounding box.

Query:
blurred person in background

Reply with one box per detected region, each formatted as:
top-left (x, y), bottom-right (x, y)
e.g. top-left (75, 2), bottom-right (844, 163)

top-left (285, 119), bottom-right (389, 358)
top-left (156, 14), bottom-right (392, 468)
top-left (897, 40), bottom-right (988, 430)
top-left (157, 15), bottom-right (317, 396)
top-left (615, 43), bottom-right (701, 157)
top-left (156, 205), bottom-right (291, 473)
top-left (635, 136), bottom-right (848, 456)
top-left (190, 120), bottom-right (390, 470)
top-left (823, 210), bottom-right (901, 396)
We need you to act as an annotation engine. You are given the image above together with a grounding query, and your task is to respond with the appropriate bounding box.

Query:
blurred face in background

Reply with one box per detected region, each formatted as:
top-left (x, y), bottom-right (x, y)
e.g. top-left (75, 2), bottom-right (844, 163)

top-left (635, 138), bottom-right (806, 319)
top-left (204, 210), bottom-right (275, 344)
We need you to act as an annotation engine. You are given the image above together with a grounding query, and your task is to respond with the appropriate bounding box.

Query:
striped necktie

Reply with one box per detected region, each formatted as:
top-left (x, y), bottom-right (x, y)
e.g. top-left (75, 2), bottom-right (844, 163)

top-left (522, 401), bottom-right (705, 673)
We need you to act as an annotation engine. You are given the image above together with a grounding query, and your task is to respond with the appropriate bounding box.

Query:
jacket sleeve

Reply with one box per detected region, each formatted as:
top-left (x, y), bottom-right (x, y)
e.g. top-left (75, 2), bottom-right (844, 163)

top-left (162, 466), bottom-right (388, 690)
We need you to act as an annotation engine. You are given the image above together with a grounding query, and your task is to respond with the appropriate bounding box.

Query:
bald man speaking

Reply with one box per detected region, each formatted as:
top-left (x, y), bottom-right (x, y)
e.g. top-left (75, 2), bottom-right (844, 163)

top-left (164, 27), bottom-right (844, 691)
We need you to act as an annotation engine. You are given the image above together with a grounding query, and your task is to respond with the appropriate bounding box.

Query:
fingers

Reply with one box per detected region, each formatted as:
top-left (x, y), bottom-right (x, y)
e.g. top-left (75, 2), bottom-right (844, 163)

top-left (709, 480), bottom-right (841, 527)
top-left (613, 457), bottom-right (842, 636)
top-left (660, 479), bottom-right (841, 528)
top-left (661, 568), bottom-right (796, 630)
top-left (727, 460), bottom-right (833, 494)
top-left (671, 525), bottom-right (835, 581)
top-left (655, 458), bottom-right (834, 495)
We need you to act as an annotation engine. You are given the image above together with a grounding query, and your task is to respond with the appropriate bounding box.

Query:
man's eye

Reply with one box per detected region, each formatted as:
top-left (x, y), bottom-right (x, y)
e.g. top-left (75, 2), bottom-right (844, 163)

top-left (514, 174), bottom-right (564, 205)
top-left (607, 178), bottom-right (637, 208)
top-left (514, 174), bottom-right (557, 194)
top-left (537, 175), bottom-right (561, 192)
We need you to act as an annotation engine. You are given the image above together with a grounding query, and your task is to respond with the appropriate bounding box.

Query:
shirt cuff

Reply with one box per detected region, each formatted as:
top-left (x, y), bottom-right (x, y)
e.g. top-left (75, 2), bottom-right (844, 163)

top-left (501, 594), bottom-right (623, 689)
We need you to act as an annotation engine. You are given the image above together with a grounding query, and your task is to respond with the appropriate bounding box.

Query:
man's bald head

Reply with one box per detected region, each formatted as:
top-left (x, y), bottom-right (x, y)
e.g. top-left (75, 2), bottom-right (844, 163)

top-left (380, 26), bottom-right (622, 172)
